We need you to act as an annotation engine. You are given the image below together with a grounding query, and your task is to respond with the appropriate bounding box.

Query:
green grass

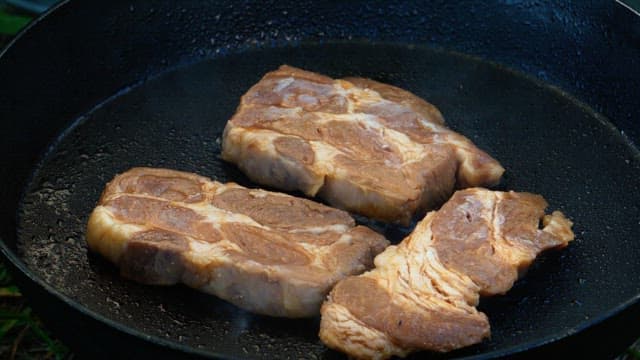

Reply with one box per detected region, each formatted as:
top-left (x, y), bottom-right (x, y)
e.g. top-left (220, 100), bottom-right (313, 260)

top-left (0, 6), bottom-right (31, 35)
top-left (628, 343), bottom-right (640, 360)
top-left (0, 261), bottom-right (70, 360)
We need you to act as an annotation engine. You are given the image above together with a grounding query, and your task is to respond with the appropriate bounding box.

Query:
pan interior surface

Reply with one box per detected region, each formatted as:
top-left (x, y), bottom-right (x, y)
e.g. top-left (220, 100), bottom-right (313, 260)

top-left (16, 42), bottom-right (640, 358)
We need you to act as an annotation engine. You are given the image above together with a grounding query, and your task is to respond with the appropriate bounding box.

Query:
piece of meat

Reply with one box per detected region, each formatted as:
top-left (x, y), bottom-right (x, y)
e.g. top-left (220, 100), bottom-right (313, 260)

top-left (221, 65), bottom-right (505, 224)
top-left (86, 167), bottom-right (388, 318)
top-left (319, 188), bottom-right (574, 359)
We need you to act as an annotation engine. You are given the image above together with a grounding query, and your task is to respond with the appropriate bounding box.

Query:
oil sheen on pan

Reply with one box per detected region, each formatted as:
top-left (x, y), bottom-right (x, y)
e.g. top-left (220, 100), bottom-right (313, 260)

top-left (17, 42), bottom-right (637, 358)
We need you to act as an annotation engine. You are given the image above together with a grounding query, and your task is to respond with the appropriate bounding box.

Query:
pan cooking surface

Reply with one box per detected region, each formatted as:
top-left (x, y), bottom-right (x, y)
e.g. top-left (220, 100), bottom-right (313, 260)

top-left (16, 42), bottom-right (640, 358)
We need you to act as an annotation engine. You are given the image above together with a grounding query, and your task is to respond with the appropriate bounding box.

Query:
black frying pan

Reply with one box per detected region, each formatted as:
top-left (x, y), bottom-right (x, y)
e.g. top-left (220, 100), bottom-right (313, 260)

top-left (1, 1), bottom-right (640, 359)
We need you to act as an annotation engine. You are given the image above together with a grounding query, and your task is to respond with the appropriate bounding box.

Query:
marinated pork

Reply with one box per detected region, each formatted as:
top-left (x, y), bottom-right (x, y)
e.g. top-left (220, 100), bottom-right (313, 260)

top-left (86, 167), bottom-right (388, 318)
top-left (319, 188), bottom-right (574, 359)
top-left (221, 65), bottom-right (505, 224)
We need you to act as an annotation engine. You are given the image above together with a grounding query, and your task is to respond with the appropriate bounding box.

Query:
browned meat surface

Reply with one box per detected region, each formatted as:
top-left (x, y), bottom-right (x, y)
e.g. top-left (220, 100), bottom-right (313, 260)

top-left (221, 65), bottom-right (505, 224)
top-left (319, 188), bottom-right (574, 359)
top-left (85, 167), bottom-right (388, 318)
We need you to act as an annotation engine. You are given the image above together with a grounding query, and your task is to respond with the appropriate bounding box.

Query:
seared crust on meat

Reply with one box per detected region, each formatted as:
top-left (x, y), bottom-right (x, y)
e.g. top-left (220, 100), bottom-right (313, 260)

top-left (222, 65), bottom-right (504, 224)
top-left (86, 167), bottom-right (388, 318)
top-left (320, 188), bottom-right (574, 358)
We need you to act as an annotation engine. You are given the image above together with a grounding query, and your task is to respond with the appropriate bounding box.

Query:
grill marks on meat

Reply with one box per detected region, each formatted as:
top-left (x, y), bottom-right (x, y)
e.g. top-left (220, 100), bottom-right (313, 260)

top-left (319, 188), bottom-right (574, 359)
top-left (86, 167), bottom-right (388, 317)
top-left (222, 65), bottom-right (504, 224)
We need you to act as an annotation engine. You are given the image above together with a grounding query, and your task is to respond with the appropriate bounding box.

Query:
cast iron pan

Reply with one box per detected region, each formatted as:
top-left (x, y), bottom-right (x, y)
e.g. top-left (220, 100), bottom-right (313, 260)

top-left (1, 1), bottom-right (640, 359)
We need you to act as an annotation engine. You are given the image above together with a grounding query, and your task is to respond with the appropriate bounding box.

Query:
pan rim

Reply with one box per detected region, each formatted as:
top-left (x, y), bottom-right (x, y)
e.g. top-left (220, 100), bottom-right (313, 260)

top-left (0, 3), bottom-right (233, 357)
top-left (0, 0), bottom-right (68, 59)
top-left (2, 1), bottom-right (640, 358)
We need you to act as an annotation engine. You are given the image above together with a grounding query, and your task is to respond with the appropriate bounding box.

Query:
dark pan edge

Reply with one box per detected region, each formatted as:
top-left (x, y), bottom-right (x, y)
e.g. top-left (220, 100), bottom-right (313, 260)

top-left (0, 0), bottom-right (69, 59)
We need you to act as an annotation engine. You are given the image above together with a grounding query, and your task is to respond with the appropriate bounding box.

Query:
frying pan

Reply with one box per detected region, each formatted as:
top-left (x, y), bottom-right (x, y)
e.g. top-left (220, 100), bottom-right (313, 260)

top-left (1, 1), bottom-right (640, 358)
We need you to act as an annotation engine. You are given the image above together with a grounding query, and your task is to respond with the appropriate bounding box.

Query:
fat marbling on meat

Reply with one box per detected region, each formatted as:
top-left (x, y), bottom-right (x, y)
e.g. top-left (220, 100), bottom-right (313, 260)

top-left (319, 188), bottom-right (574, 359)
top-left (86, 167), bottom-right (388, 318)
top-left (222, 65), bottom-right (505, 224)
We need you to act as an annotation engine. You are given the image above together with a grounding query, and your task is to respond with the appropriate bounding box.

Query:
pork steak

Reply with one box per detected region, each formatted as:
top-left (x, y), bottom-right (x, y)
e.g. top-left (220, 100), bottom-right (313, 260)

top-left (222, 65), bottom-right (505, 224)
top-left (319, 188), bottom-right (574, 359)
top-left (86, 167), bottom-right (389, 317)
